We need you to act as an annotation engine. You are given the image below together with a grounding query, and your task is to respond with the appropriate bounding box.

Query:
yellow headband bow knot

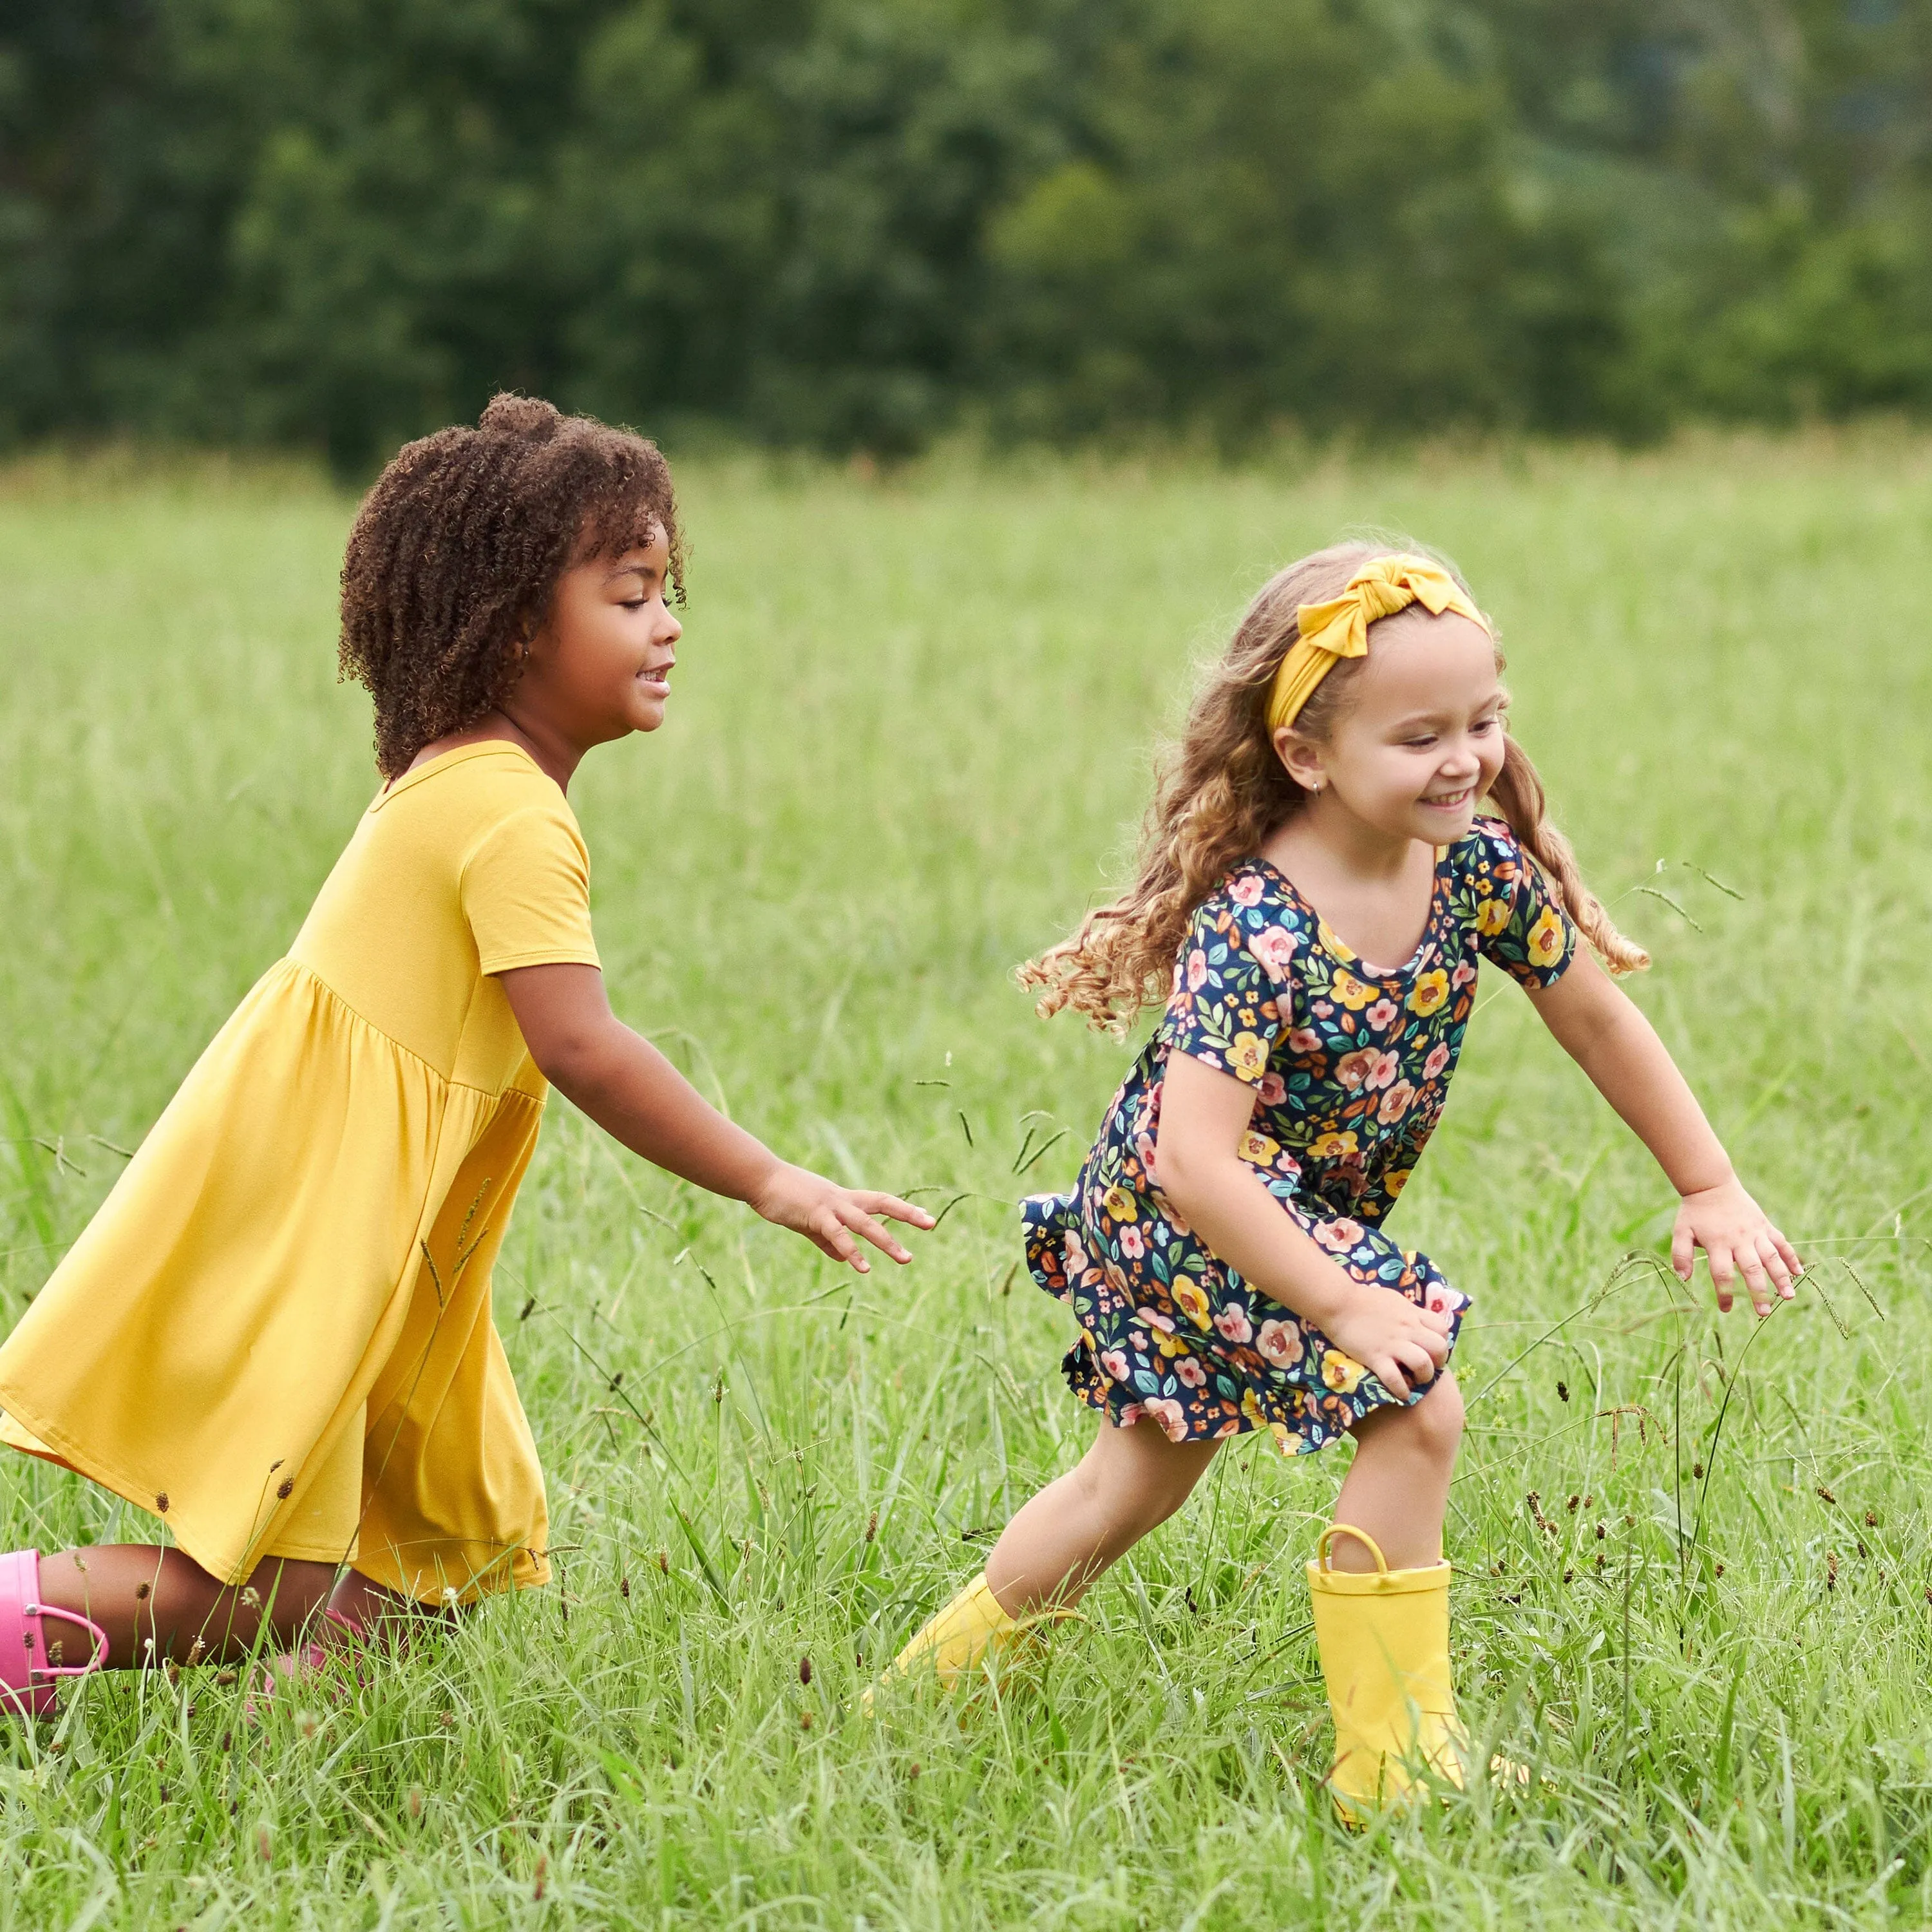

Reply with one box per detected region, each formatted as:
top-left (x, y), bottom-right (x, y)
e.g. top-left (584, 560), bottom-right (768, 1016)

top-left (1265, 554), bottom-right (1488, 734)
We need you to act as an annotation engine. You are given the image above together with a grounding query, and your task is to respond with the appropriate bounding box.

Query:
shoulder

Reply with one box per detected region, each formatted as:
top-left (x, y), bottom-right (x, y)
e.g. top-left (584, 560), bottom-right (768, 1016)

top-left (1188, 860), bottom-right (1294, 932)
top-left (428, 750), bottom-right (589, 860)
top-left (452, 746), bottom-right (576, 811)
top-left (1452, 813), bottom-right (1521, 863)
top-left (1179, 862), bottom-right (1304, 981)
top-left (1447, 815), bottom-right (1529, 889)
top-left (370, 748), bottom-right (592, 887)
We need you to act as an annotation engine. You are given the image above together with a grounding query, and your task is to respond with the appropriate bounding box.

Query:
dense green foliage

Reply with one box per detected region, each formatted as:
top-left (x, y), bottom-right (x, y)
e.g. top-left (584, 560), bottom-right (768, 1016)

top-left (2, 439), bottom-right (1931, 1924)
top-left (5, 1), bottom-right (1932, 464)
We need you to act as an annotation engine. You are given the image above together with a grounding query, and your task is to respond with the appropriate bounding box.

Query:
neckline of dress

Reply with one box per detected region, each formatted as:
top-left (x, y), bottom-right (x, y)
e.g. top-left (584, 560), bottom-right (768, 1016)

top-left (1245, 847), bottom-right (1452, 983)
top-left (372, 739), bottom-right (547, 811)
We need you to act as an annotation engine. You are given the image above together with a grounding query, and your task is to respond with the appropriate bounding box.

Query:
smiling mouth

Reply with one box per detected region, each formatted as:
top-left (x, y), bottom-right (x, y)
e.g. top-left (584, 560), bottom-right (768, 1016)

top-left (1423, 787), bottom-right (1474, 808)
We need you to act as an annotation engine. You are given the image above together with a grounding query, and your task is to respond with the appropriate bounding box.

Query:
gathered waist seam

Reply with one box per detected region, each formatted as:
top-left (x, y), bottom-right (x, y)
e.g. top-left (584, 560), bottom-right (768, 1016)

top-left (272, 955), bottom-right (540, 1104)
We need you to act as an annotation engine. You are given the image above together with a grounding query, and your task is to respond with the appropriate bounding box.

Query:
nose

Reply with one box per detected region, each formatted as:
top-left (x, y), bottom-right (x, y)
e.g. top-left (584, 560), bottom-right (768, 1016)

top-left (658, 601), bottom-right (683, 647)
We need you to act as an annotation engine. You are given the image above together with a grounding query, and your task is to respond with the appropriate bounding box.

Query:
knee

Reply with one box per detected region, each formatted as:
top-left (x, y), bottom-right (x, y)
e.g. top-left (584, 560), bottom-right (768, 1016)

top-left (1127, 1472), bottom-right (1197, 1537)
top-left (1405, 1370), bottom-right (1464, 1467)
top-left (1070, 1452), bottom-right (1153, 1542)
top-left (1074, 1434), bottom-right (1207, 1540)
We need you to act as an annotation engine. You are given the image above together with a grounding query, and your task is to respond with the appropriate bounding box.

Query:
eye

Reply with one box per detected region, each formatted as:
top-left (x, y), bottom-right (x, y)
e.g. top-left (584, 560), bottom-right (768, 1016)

top-left (1402, 734), bottom-right (1439, 750)
top-left (1470, 717), bottom-right (1499, 735)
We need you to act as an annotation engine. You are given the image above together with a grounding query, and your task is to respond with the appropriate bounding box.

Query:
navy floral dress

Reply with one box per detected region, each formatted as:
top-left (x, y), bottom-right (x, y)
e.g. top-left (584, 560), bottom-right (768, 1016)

top-left (1022, 818), bottom-right (1578, 1452)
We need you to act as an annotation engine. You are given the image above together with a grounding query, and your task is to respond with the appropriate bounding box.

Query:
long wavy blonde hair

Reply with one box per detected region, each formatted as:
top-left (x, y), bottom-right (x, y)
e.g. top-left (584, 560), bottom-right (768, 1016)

top-left (1019, 538), bottom-right (1648, 1031)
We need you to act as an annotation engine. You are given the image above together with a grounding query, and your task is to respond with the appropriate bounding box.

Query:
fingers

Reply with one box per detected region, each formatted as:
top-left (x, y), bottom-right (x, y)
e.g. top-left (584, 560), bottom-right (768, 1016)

top-left (810, 1208), bottom-right (870, 1274)
top-left (1705, 1238), bottom-right (1735, 1314)
top-left (1372, 1354), bottom-right (1412, 1401)
top-left (836, 1199), bottom-right (912, 1266)
top-left (778, 1173), bottom-right (929, 1267)
top-left (1671, 1220), bottom-right (1694, 1283)
top-left (1393, 1338), bottom-right (1437, 1386)
top-left (1734, 1240), bottom-right (1773, 1318)
top-left (1704, 1231), bottom-right (1799, 1319)
top-left (853, 1191), bottom-right (937, 1231)
top-left (1350, 1298), bottom-right (1455, 1401)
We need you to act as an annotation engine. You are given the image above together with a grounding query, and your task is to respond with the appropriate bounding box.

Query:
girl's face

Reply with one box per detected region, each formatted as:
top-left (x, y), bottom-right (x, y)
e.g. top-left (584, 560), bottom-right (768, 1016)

top-left (519, 526), bottom-right (683, 747)
top-left (1274, 611), bottom-right (1505, 847)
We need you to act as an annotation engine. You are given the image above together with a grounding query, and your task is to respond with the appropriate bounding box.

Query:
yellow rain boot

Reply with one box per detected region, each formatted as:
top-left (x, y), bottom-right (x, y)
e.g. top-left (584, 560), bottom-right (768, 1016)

top-left (1307, 1524), bottom-right (1465, 1823)
top-left (860, 1573), bottom-right (1017, 1711)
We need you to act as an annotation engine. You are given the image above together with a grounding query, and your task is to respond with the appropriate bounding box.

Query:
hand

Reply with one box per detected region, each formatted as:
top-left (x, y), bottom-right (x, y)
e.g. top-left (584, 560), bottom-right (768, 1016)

top-left (1322, 1289), bottom-right (1453, 1402)
top-left (748, 1162), bottom-right (936, 1273)
top-left (1671, 1175), bottom-right (1802, 1317)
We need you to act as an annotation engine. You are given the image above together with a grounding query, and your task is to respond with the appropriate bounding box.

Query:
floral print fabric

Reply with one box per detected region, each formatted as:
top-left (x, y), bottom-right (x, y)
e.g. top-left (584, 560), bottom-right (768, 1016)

top-left (1022, 817), bottom-right (1577, 1452)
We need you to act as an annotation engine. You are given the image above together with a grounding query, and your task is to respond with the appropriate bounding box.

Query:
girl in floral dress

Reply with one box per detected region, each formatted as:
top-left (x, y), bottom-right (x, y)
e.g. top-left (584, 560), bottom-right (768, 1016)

top-left (871, 544), bottom-right (1799, 1817)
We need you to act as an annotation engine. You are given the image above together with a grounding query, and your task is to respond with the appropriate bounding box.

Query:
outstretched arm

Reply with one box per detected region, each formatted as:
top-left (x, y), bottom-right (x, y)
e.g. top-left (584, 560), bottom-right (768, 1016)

top-left (1157, 1052), bottom-right (1452, 1397)
top-left (498, 963), bottom-right (932, 1271)
top-left (1525, 958), bottom-right (1801, 1315)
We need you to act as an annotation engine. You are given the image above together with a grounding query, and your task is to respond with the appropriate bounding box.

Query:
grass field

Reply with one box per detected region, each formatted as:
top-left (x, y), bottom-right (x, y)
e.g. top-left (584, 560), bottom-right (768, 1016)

top-left (3, 433), bottom-right (1932, 1928)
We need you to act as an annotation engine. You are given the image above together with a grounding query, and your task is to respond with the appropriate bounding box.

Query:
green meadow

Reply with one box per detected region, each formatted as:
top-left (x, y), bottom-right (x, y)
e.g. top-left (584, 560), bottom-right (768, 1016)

top-left (3, 435), bottom-right (1931, 1927)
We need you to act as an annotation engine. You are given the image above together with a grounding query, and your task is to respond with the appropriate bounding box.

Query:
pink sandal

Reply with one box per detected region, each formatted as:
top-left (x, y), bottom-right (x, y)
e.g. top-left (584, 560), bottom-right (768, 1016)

top-left (1, 1549), bottom-right (109, 1719)
top-left (245, 1607), bottom-right (368, 1720)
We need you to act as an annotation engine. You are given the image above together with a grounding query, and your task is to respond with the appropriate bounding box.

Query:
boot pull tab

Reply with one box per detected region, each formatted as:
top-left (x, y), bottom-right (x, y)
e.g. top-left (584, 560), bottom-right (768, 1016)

top-left (1314, 1524), bottom-right (1390, 1575)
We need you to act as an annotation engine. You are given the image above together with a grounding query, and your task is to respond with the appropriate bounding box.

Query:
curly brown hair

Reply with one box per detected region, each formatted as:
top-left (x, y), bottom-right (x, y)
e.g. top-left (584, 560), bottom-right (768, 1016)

top-left (1020, 538), bottom-right (1648, 1032)
top-left (338, 393), bottom-right (686, 778)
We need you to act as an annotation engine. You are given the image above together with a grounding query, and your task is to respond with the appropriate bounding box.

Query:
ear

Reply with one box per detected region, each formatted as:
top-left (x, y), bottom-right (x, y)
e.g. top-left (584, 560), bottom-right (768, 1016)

top-left (1271, 724), bottom-right (1327, 795)
top-left (519, 599), bottom-right (556, 663)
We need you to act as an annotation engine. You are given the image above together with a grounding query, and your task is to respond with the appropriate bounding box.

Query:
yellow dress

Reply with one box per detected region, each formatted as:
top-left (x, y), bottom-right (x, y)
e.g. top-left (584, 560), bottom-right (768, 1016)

top-left (0, 743), bottom-right (600, 1603)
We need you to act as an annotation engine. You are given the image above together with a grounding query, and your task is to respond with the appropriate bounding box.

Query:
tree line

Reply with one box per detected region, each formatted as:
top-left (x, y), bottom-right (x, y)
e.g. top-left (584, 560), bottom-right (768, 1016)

top-left (4, 0), bottom-right (1930, 468)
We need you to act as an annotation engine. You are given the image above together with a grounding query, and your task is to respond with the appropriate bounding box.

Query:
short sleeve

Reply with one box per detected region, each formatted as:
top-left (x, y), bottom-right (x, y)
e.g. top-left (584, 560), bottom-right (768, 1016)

top-left (1469, 823), bottom-right (1577, 990)
top-left (461, 804), bottom-right (601, 975)
top-left (1154, 896), bottom-right (1289, 1085)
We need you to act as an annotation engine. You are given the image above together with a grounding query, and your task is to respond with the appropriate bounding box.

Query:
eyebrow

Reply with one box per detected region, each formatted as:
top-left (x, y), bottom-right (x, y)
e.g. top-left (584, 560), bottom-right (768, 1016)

top-left (603, 560), bottom-right (658, 583)
top-left (1388, 698), bottom-right (1502, 729)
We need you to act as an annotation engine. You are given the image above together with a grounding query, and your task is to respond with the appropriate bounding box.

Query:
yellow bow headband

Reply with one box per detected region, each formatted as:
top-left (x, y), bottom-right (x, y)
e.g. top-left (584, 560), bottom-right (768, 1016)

top-left (1265, 554), bottom-right (1488, 734)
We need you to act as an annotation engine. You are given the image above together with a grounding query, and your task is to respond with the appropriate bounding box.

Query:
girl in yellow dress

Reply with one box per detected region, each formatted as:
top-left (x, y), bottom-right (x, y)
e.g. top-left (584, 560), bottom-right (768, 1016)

top-left (0, 394), bottom-right (931, 1717)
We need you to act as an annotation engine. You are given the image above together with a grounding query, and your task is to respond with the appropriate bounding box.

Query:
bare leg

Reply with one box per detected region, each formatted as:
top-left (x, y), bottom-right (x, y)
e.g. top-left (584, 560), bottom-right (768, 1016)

top-left (322, 1567), bottom-right (458, 1650)
top-left (983, 1419), bottom-right (1222, 1616)
top-left (34, 1546), bottom-right (339, 1669)
top-left (1329, 1370), bottom-right (1464, 1573)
